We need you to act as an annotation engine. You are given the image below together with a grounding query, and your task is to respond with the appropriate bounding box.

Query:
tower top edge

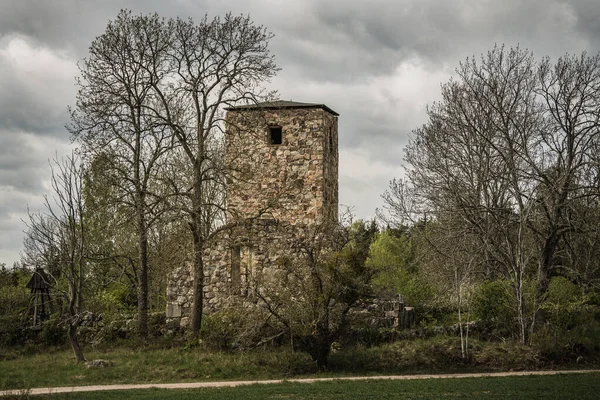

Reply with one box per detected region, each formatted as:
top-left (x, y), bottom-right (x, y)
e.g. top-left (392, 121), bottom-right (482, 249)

top-left (226, 100), bottom-right (339, 116)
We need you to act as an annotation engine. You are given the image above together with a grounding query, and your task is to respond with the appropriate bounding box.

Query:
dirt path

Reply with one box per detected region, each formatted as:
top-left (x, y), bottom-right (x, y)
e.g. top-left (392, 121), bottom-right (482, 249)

top-left (2, 370), bottom-right (598, 396)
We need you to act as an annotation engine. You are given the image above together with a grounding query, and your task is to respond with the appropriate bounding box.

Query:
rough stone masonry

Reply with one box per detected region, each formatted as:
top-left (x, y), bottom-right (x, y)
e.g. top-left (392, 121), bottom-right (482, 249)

top-left (166, 101), bottom-right (339, 326)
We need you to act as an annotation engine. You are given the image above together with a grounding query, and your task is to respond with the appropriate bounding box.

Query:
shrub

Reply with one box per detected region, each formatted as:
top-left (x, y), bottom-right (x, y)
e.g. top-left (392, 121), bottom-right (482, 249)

top-left (87, 284), bottom-right (135, 323)
top-left (340, 309), bottom-right (398, 347)
top-left (533, 276), bottom-right (600, 361)
top-left (0, 315), bottom-right (29, 347)
top-left (0, 285), bottom-right (30, 318)
top-left (148, 312), bottom-right (166, 337)
top-left (472, 280), bottom-right (514, 339)
top-left (472, 341), bottom-right (542, 369)
top-left (40, 315), bottom-right (67, 346)
top-left (199, 303), bottom-right (275, 351)
top-left (416, 305), bottom-right (457, 328)
top-left (0, 269), bottom-right (31, 347)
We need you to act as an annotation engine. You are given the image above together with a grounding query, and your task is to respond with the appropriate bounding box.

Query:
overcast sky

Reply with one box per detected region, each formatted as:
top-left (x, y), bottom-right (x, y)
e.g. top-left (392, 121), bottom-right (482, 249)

top-left (1, 0), bottom-right (599, 266)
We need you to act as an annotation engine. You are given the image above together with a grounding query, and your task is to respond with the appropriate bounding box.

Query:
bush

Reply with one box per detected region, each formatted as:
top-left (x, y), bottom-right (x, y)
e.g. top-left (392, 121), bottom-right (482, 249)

top-left (0, 315), bottom-right (29, 347)
top-left (546, 276), bottom-right (580, 304)
top-left (0, 269), bottom-right (31, 347)
top-left (199, 303), bottom-right (275, 351)
top-left (0, 285), bottom-right (30, 318)
top-left (472, 341), bottom-right (542, 369)
top-left (40, 315), bottom-right (67, 346)
top-left (0, 269), bottom-right (31, 345)
top-left (532, 276), bottom-right (600, 362)
top-left (416, 305), bottom-right (457, 328)
top-left (93, 320), bottom-right (131, 344)
top-left (472, 280), bottom-right (514, 339)
top-left (199, 310), bottom-right (241, 350)
top-left (87, 284), bottom-right (135, 323)
top-left (148, 312), bottom-right (167, 337)
top-left (340, 310), bottom-right (398, 347)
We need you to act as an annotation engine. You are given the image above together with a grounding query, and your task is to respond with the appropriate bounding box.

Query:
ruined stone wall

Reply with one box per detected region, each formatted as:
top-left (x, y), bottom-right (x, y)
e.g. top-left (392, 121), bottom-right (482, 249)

top-left (167, 105), bottom-right (339, 323)
top-left (165, 263), bottom-right (193, 326)
top-left (166, 221), bottom-right (307, 325)
top-left (322, 112), bottom-right (339, 223)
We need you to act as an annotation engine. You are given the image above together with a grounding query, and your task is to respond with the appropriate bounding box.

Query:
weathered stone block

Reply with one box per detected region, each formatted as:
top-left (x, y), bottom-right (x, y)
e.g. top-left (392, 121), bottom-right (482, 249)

top-left (166, 303), bottom-right (182, 318)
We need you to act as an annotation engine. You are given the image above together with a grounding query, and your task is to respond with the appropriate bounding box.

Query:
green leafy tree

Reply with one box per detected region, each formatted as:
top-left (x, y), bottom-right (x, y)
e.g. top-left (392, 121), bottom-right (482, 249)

top-left (367, 229), bottom-right (428, 304)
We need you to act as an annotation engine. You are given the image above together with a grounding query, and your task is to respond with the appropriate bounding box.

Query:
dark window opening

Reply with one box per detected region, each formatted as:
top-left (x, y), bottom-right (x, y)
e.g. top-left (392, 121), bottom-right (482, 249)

top-left (269, 126), bottom-right (282, 144)
top-left (231, 246), bottom-right (241, 291)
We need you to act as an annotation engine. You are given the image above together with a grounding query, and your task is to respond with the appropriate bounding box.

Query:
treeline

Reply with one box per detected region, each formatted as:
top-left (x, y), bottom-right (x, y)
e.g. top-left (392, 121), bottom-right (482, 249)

top-left (378, 46), bottom-right (600, 350)
top-left (366, 221), bottom-right (600, 361)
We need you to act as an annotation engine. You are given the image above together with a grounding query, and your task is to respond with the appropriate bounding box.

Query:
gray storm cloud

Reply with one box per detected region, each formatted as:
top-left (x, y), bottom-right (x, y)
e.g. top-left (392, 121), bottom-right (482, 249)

top-left (0, 0), bottom-right (598, 266)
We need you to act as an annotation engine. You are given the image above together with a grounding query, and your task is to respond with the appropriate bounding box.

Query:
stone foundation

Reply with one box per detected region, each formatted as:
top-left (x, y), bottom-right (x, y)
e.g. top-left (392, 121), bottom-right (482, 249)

top-left (166, 221), bottom-right (311, 324)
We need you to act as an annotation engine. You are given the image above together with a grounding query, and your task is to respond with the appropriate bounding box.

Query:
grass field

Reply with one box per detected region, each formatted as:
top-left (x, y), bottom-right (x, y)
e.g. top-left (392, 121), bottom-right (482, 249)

top-left (0, 345), bottom-right (329, 391)
top-left (0, 342), bottom-right (519, 390)
top-left (1, 336), bottom-right (597, 393)
top-left (5, 373), bottom-right (600, 400)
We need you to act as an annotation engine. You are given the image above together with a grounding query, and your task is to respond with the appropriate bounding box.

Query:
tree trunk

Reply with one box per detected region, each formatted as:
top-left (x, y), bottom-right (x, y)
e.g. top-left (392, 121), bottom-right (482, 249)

top-left (456, 267), bottom-right (466, 359)
top-left (314, 349), bottom-right (329, 371)
top-left (189, 157), bottom-right (205, 338)
top-left (190, 226), bottom-right (204, 337)
top-left (307, 330), bottom-right (331, 371)
top-left (515, 272), bottom-right (527, 345)
top-left (68, 324), bottom-right (85, 363)
top-left (137, 213), bottom-right (149, 338)
top-left (313, 308), bottom-right (331, 370)
top-left (530, 232), bottom-right (559, 337)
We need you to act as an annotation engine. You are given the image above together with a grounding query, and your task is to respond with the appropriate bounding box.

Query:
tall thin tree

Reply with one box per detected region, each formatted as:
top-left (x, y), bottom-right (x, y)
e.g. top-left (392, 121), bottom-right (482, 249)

top-left (69, 11), bottom-right (174, 336)
top-left (24, 154), bottom-right (88, 362)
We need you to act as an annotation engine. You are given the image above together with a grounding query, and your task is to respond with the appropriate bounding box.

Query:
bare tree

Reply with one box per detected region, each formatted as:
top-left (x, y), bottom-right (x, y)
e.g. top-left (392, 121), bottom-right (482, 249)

top-left (70, 11), bottom-right (278, 338)
top-left (382, 47), bottom-right (541, 343)
top-left (23, 154), bottom-right (88, 362)
top-left (153, 14), bottom-right (279, 336)
top-left (69, 11), bottom-right (175, 336)
top-left (411, 217), bottom-right (478, 355)
top-left (381, 46), bottom-right (600, 343)
top-left (530, 52), bottom-right (600, 332)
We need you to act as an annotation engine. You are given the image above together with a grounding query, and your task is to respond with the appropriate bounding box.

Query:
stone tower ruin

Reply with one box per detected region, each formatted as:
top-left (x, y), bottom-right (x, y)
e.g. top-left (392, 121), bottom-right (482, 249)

top-left (226, 101), bottom-right (339, 226)
top-left (166, 101), bottom-right (339, 323)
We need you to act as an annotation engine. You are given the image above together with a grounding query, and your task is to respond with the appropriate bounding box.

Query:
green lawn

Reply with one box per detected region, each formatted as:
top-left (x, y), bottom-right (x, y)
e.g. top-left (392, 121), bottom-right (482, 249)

top-left (1, 337), bottom-right (596, 392)
top-left (0, 346), bottom-right (317, 391)
top-left (10, 373), bottom-right (600, 400)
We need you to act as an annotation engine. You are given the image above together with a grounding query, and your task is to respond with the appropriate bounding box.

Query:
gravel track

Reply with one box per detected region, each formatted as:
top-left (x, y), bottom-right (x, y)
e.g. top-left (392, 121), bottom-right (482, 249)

top-left (2, 369), bottom-right (598, 396)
